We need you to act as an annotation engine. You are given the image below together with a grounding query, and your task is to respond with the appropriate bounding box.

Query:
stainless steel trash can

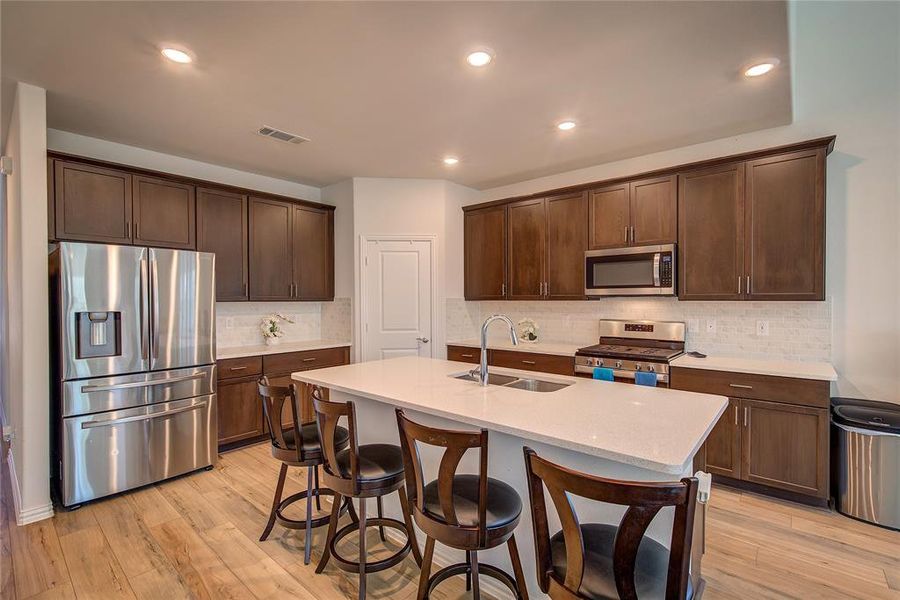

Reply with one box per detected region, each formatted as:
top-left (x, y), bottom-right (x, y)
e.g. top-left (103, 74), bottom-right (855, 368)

top-left (832, 397), bottom-right (900, 531)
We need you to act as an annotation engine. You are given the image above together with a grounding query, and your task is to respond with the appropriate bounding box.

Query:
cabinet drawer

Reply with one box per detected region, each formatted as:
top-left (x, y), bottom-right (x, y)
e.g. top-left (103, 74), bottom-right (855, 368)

top-left (217, 356), bottom-right (262, 380)
top-left (447, 345), bottom-right (481, 364)
top-left (263, 346), bottom-right (350, 374)
top-left (490, 349), bottom-right (574, 376)
top-left (670, 367), bottom-right (829, 408)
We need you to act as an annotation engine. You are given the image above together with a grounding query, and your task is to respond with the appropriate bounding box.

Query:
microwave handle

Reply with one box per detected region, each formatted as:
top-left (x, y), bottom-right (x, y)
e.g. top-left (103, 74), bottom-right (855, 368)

top-left (653, 253), bottom-right (661, 287)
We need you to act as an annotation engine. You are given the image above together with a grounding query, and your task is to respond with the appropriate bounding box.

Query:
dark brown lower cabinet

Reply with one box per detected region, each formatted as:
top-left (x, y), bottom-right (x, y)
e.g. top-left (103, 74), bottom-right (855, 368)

top-left (671, 367), bottom-right (830, 503)
top-left (217, 376), bottom-right (265, 445)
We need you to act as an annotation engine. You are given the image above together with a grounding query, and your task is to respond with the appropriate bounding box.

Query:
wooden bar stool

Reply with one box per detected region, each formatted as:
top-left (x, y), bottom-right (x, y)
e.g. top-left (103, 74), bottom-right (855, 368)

top-left (313, 388), bottom-right (422, 600)
top-left (523, 447), bottom-right (699, 600)
top-left (395, 409), bottom-right (529, 600)
top-left (257, 377), bottom-right (351, 565)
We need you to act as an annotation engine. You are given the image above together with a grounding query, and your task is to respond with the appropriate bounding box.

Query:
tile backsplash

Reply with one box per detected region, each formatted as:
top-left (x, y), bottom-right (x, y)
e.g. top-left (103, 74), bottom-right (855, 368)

top-left (447, 297), bottom-right (832, 362)
top-left (216, 298), bottom-right (352, 348)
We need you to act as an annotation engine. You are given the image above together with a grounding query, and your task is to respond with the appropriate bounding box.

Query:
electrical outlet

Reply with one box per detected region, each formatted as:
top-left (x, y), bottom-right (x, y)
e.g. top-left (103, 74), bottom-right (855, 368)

top-left (705, 319), bottom-right (717, 334)
top-left (225, 317), bottom-right (235, 329)
top-left (756, 320), bottom-right (770, 337)
top-left (687, 319), bottom-right (699, 334)
top-left (2, 425), bottom-right (13, 442)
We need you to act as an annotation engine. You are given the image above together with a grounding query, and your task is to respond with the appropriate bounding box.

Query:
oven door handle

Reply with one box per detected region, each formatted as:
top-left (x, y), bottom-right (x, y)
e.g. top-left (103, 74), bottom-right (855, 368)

top-left (653, 253), bottom-right (661, 287)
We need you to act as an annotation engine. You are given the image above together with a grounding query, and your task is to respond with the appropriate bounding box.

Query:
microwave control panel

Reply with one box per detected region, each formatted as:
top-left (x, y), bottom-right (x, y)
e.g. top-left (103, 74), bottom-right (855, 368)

top-left (660, 255), bottom-right (673, 287)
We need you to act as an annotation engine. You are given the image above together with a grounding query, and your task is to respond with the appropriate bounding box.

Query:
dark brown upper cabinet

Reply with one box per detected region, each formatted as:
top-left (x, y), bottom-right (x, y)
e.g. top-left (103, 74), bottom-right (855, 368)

top-left (54, 160), bottom-right (133, 244)
top-left (132, 175), bottom-right (196, 250)
top-left (249, 197), bottom-right (294, 301)
top-left (507, 198), bottom-right (547, 300)
top-left (293, 205), bottom-right (334, 300)
top-left (545, 192), bottom-right (588, 299)
top-left (744, 149), bottom-right (825, 300)
top-left (678, 163), bottom-right (745, 300)
top-left (588, 175), bottom-right (676, 249)
top-left (197, 187), bottom-right (249, 301)
top-left (464, 205), bottom-right (507, 300)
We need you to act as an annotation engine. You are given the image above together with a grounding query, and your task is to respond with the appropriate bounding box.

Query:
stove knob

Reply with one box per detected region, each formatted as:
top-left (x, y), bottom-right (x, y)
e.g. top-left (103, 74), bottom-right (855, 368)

top-left (634, 363), bottom-right (642, 371)
top-left (597, 359), bottom-right (604, 367)
top-left (615, 360), bottom-right (623, 369)
top-left (648, 365), bottom-right (656, 372)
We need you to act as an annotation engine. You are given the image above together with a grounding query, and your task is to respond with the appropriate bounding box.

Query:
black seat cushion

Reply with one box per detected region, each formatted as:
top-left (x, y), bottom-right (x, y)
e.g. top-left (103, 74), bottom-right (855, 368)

top-left (281, 423), bottom-right (350, 454)
top-left (549, 523), bottom-right (693, 600)
top-left (422, 474), bottom-right (522, 529)
top-left (336, 443), bottom-right (405, 482)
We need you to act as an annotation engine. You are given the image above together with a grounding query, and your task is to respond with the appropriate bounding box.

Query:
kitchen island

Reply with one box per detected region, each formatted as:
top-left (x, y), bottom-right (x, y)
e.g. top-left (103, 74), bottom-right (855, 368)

top-left (292, 356), bottom-right (727, 597)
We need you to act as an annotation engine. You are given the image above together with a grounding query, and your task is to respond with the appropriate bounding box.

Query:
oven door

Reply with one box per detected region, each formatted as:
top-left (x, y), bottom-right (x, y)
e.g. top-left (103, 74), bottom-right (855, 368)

top-left (585, 244), bottom-right (675, 296)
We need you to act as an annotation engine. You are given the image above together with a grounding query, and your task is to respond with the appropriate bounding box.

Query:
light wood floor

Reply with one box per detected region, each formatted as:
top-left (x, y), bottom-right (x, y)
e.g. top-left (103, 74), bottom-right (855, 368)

top-left (2, 441), bottom-right (899, 600)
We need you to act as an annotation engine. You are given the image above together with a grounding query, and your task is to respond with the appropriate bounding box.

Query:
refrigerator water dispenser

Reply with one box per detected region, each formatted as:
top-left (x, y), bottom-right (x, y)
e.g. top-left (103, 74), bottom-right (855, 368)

top-left (76, 311), bottom-right (121, 358)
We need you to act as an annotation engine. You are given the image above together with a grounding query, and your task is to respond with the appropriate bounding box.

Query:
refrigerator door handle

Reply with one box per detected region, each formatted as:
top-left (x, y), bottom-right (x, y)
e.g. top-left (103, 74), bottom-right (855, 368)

top-left (140, 256), bottom-right (149, 360)
top-left (80, 400), bottom-right (207, 429)
top-left (80, 372), bottom-right (204, 393)
top-left (150, 256), bottom-right (160, 360)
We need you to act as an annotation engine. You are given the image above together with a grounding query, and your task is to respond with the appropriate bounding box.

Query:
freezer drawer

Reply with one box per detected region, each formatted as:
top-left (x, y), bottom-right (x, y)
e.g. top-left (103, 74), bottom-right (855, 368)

top-left (61, 395), bottom-right (217, 506)
top-left (63, 365), bottom-right (216, 417)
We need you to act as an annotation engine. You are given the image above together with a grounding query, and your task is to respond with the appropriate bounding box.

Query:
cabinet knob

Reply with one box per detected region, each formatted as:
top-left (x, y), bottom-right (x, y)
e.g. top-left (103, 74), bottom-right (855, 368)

top-left (416, 337), bottom-right (430, 344)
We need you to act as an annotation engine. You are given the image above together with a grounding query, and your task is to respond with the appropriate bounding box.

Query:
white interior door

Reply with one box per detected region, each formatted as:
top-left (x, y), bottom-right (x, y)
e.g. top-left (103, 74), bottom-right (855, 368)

top-left (363, 238), bottom-right (433, 361)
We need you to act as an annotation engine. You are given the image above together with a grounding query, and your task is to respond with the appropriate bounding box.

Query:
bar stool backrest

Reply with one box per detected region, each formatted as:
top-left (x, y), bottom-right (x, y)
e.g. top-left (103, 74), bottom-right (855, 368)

top-left (395, 409), bottom-right (489, 546)
top-left (523, 447), bottom-right (699, 600)
top-left (312, 388), bottom-right (361, 495)
top-left (258, 376), bottom-right (304, 463)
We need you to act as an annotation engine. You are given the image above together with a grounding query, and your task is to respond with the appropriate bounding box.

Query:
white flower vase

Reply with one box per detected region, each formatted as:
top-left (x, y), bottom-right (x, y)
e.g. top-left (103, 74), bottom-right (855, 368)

top-left (265, 337), bottom-right (280, 346)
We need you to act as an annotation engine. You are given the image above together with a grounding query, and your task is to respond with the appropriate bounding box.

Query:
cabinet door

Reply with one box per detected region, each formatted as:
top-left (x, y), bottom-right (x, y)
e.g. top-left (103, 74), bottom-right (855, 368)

top-left (745, 149), bottom-right (825, 300)
top-left (630, 175), bottom-right (676, 246)
top-left (507, 198), bottom-right (546, 299)
top-left (132, 175), bottom-right (196, 249)
top-left (546, 192), bottom-right (588, 299)
top-left (741, 398), bottom-right (829, 498)
top-left (54, 160), bottom-right (132, 244)
top-left (703, 398), bottom-right (742, 479)
top-left (249, 197), bottom-right (294, 301)
top-left (588, 183), bottom-right (629, 249)
top-left (197, 188), bottom-right (248, 301)
top-left (293, 206), bottom-right (334, 300)
top-left (464, 205), bottom-right (507, 300)
top-left (678, 163), bottom-right (745, 300)
top-left (217, 377), bottom-right (264, 446)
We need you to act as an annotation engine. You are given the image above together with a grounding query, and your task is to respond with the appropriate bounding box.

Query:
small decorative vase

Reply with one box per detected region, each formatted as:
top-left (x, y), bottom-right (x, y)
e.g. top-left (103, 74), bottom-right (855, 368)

top-left (265, 337), bottom-right (280, 346)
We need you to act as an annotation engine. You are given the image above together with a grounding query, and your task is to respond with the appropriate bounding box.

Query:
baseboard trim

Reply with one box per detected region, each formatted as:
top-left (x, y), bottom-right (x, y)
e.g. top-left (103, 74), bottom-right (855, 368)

top-left (6, 452), bottom-right (55, 525)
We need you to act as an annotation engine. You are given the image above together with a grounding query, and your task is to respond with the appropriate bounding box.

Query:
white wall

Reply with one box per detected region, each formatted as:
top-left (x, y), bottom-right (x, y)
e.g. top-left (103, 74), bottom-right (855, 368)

top-left (46, 129), bottom-right (322, 202)
top-left (473, 1), bottom-right (900, 403)
top-left (1, 82), bottom-right (52, 524)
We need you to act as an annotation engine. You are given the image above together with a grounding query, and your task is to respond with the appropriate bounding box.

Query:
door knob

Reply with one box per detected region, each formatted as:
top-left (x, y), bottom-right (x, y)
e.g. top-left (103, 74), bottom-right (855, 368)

top-left (416, 337), bottom-right (430, 343)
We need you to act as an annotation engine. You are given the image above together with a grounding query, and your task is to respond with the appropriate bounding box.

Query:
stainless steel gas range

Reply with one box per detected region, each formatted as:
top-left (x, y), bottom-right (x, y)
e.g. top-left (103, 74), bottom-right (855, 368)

top-left (574, 320), bottom-right (685, 386)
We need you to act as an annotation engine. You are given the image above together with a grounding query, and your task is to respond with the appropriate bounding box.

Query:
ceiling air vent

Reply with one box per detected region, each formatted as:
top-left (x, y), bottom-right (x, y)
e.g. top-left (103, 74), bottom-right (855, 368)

top-left (256, 125), bottom-right (310, 145)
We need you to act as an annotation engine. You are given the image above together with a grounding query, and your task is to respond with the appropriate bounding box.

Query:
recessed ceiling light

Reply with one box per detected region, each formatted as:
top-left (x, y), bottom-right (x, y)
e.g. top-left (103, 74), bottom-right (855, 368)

top-left (744, 58), bottom-right (779, 77)
top-left (557, 120), bottom-right (577, 131)
top-left (466, 50), bottom-right (493, 67)
top-left (442, 156), bottom-right (460, 166)
top-left (161, 47), bottom-right (194, 64)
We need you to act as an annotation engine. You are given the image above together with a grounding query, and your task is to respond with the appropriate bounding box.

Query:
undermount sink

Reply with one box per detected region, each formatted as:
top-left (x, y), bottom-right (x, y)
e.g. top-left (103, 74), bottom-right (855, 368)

top-left (450, 371), bottom-right (572, 393)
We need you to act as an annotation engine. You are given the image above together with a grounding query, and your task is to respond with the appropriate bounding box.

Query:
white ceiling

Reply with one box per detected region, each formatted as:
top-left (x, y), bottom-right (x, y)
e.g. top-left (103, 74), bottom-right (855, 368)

top-left (1, 1), bottom-right (791, 190)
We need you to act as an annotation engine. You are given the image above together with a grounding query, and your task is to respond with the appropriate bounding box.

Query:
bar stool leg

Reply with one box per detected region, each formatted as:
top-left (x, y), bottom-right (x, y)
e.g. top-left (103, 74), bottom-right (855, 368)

top-left (469, 550), bottom-right (481, 599)
top-left (358, 497), bottom-right (367, 600)
top-left (507, 534), bottom-right (529, 600)
top-left (416, 536), bottom-right (435, 600)
top-left (313, 466), bottom-right (322, 511)
top-left (260, 463), bottom-right (288, 542)
top-left (316, 491), bottom-right (343, 573)
top-left (376, 496), bottom-right (386, 542)
top-left (304, 467), bottom-right (314, 565)
top-left (397, 486), bottom-right (422, 565)
top-left (465, 551), bottom-right (472, 591)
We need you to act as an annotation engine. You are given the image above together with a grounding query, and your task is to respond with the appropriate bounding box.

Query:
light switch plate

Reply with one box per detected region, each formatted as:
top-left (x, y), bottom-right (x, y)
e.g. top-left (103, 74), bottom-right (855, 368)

top-left (705, 319), bottom-right (717, 334)
top-left (756, 320), bottom-right (770, 337)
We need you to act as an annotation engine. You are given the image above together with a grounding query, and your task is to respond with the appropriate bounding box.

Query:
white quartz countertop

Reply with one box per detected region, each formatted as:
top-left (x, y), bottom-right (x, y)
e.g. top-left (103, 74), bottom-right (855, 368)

top-left (217, 339), bottom-right (351, 360)
top-left (447, 339), bottom-right (583, 357)
top-left (671, 354), bottom-right (837, 381)
top-left (292, 356), bottom-right (727, 474)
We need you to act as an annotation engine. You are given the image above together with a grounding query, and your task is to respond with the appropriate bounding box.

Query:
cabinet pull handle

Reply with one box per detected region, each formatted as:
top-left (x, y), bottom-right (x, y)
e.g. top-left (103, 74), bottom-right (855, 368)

top-left (135, 221), bottom-right (140, 239)
top-left (243, 282), bottom-right (247, 296)
top-left (624, 225), bottom-right (629, 243)
top-left (743, 406), bottom-right (749, 428)
top-left (126, 221), bottom-right (131, 238)
top-left (521, 360), bottom-right (537, 365)
top-left (729, 383), bottom-right (753, 389)
top-left (734, 405), bottom-right (739, 425)
top-left (746, 276), bottom-right (751, 294)
top-left (545, 281), bottom-right (550, 296)
top-left (501, 283), bottom-right (506, 297)
top-left (302, 357), bottom-right (317, 362)
top-left (229, 366), bottom-right (248, 371)
top-left (460, 353), bottom-right (474, 358)
top-left (630, 226), bottom-right (635, 244)
top-left (738, 276), bottom-right (742, 294)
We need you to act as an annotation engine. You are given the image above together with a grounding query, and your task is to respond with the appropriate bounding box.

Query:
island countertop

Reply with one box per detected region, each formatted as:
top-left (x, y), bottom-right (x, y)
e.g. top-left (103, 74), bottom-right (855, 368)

top-left (292, 356), bottom-right (727, 474)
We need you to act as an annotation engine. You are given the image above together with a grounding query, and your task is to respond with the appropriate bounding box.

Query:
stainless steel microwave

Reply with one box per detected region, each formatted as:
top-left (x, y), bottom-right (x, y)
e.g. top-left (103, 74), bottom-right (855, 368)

top-left (585, 244), bottom-right (676, 297)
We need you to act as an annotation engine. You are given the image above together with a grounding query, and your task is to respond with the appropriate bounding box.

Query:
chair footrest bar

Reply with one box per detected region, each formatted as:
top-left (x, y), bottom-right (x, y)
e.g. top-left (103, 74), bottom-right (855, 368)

top-left (425, 561), bottom-right (523, 600)
top-left (328, 517), bottom-right (412, 573)
top-left (275, 488), bottom-right (347, 530)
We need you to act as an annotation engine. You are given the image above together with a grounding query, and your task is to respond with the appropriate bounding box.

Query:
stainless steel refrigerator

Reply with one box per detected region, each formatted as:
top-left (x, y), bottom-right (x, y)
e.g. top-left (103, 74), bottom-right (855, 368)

top-left (50, 242), bottom-right (217, 507)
